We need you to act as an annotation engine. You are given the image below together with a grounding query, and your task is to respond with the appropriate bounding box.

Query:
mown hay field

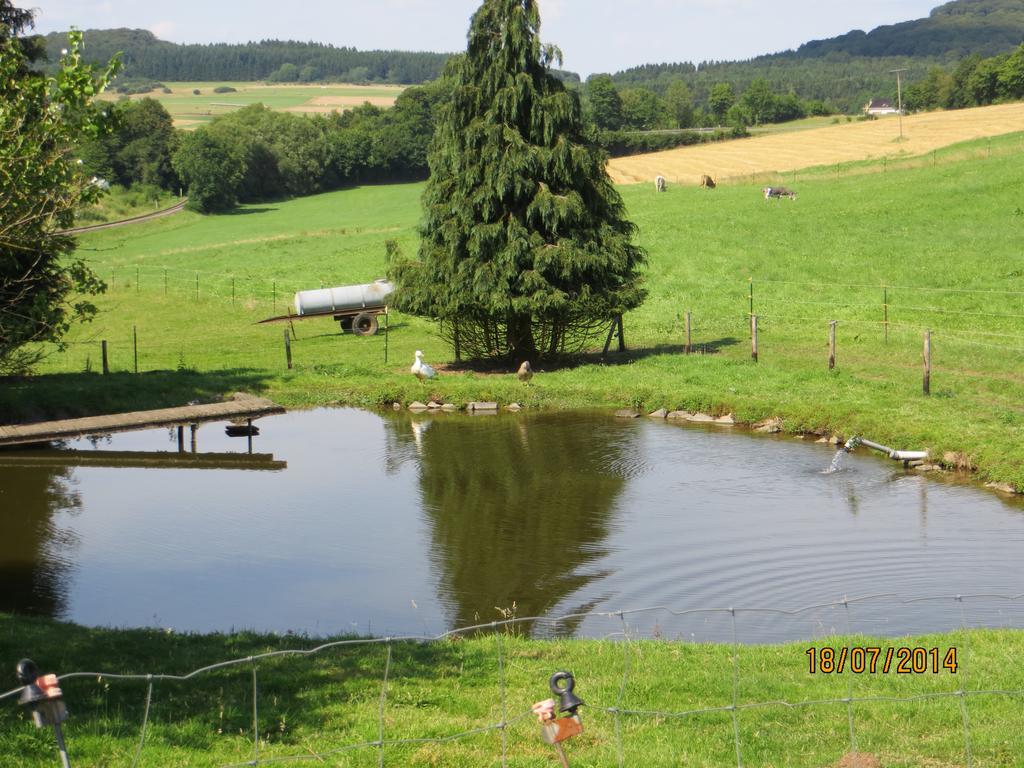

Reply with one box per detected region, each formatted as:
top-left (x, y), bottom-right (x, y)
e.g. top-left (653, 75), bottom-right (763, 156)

top-left (99, 81), bottom-right (405, 128)
top-left (608, 102), bottom-right (1024, 185)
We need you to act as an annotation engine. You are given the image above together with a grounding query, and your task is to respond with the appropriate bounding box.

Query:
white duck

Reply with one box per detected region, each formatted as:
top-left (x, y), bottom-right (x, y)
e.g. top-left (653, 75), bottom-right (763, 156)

top-left (411, 350), bottom-right (436, 380)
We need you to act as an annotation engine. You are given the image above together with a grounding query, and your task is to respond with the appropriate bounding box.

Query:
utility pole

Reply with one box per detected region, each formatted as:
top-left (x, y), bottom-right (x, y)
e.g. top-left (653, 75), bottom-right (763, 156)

top-left (889, 68), bottom-right (907, 141)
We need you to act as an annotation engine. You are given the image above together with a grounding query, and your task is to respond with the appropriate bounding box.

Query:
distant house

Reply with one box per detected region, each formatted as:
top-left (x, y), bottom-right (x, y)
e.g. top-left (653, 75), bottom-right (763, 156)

top-left (865, 98), bottom-right (899, 115)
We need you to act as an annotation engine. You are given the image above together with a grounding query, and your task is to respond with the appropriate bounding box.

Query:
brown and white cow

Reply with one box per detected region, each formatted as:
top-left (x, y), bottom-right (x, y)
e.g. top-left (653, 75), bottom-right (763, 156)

top-left (700, 174), bottom-right (716, 189)
top-left (654, 175), bottom-right (666, 193)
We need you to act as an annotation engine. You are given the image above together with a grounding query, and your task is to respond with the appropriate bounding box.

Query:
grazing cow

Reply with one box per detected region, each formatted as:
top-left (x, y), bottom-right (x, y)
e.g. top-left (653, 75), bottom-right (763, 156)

top-left (655, 175), bottom-right (666, 193)
top-left (699, 174), bottom-right (716, 189)
top-left (763, 186), bottom-right (796, 200)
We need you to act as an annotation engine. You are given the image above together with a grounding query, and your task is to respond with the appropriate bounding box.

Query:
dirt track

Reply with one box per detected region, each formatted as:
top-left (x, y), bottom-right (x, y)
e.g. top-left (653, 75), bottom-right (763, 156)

top-left (60, 199), bottom-right (188, 234)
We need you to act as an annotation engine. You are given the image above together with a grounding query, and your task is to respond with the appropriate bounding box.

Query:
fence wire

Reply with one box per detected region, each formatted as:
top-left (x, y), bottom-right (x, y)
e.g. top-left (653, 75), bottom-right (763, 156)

top-left (3, 593), bottom-right (1024, 767)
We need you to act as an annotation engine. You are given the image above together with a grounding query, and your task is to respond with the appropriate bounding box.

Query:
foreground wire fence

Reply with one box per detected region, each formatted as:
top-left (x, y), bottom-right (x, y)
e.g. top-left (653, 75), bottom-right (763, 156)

top-left (3, 593), bottom-right (1024, 767)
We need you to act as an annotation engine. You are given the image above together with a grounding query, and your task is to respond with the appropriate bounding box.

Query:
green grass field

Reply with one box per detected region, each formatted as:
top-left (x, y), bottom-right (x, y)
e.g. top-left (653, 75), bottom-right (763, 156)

top-left (5, 133), bottom-right (1024, 492)
top-left (2, 613), bottom-right (1022, 767)
top-left (99, 81), bottom-right (405, 128)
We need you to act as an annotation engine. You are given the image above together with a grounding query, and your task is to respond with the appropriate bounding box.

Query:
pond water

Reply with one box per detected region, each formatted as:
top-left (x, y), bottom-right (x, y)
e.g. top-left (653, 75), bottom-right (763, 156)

top-left (2, 408), bottom-right (1022, 642)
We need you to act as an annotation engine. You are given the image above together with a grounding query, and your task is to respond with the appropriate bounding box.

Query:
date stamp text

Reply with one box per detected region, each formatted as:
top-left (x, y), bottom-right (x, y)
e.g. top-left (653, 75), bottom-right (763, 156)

top-left (806, 646), bottom-right (958, 674)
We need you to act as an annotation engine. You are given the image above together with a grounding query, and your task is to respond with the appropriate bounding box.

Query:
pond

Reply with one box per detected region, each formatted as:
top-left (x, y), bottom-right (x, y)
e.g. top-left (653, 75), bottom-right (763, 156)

top-left (2, 408), bottom-right (1022, 642)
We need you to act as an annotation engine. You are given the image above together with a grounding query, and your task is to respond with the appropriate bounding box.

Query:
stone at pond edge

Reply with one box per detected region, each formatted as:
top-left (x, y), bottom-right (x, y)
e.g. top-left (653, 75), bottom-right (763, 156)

top-left (686, 413), bottom-right (715, 423)
top-left (504, 403), bottom-right (522, 412)
top-left (468, 401), bottom-right (498, 411)
top-left (392, 402), bottom-right (402, 411)
top-left (666, 410), bottom-right (692, 420)
top-left (615, 409), bottom-right (640, 418)
top-left (943, 451), bottom-right (975, 471)
top-left (815, 437), bottom-right (829, 444)
top-left (648, 408), bottom-right (667, 419)
top-left (427, 401), bottom-right (442, 409)
top-left (714, 413), bottom-right (735, 425)
top-left (441, 403), bottom-right (458, 412)
top-left (408, 401), bottom-right (428, 412)
top-left (986, 481), bottom-right (1018, 495)
top-left (754, 417), bottom-right (783, 433)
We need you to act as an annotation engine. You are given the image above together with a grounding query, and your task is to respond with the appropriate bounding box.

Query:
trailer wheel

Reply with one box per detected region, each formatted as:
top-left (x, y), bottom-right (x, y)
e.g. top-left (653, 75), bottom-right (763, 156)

top-left (351, 312), bottom-right (379, 336)
top-left (337, 316), bottom-right (353, 331)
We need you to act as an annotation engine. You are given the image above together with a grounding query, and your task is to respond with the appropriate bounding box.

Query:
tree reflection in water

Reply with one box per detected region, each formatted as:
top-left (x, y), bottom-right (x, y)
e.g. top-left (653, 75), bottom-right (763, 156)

top-left (0, 461), bottom-right (81, 618)
top-left (383, 411), bottom-right (634, 634)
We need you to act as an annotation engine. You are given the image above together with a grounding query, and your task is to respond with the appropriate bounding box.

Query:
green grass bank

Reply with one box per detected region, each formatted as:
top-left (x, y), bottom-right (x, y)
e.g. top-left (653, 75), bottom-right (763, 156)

top-left (2, 613), bottom-right (1022, 766)
top-left (3, 133), bottom-right (1023, 491)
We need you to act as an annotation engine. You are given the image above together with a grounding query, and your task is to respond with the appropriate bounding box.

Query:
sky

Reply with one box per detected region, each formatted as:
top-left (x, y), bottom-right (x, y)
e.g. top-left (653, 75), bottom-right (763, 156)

top-left (28, 0), bottom-right (942, 78)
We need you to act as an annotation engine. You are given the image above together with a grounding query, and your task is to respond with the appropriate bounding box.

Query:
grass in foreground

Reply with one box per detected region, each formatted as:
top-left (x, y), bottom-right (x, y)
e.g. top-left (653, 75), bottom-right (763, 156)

top-left (3, 136), bottom-right (1023, 491)
top-left (1, 614), bottom-right (1021, 767)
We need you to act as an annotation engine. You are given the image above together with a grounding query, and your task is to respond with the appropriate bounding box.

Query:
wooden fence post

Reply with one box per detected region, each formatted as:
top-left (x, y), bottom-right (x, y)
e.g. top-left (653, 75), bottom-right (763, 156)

top-left (685, 311), bottom-right (692, 354)
top-left (751, 315), bottom-right (758, 362)
top-left (133, 325), bottom-right (138, 374)
top-left (101, 340), bottom-right (109, 374)
top-left (923, 330), bottom-right (931, 395)
top-left (284, 329), bottom-right (293, 370)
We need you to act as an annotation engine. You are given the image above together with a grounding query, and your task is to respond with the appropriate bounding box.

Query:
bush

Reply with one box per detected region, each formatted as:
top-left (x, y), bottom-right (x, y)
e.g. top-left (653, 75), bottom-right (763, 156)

top-left (213, 86), bottom-right (237, 94)
top-left (192, 89), bottom-right (200, 95)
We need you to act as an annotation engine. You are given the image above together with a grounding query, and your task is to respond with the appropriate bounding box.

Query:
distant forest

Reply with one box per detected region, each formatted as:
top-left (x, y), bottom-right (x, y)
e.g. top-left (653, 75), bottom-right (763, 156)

top-left (42, 29), bottom-right (452, 84)
top-left (610, 0), bottom-right (1024, 113)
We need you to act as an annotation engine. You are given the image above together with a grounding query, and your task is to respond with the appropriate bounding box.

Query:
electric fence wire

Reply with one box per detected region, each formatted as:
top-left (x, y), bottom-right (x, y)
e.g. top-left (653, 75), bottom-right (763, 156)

top-left (4, 593), bottom-right (1024, 767)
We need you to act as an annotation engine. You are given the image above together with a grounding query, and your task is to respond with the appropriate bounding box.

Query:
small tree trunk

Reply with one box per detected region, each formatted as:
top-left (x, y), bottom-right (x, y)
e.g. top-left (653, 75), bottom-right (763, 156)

top-left (507, 312), bottom-right (537, 361)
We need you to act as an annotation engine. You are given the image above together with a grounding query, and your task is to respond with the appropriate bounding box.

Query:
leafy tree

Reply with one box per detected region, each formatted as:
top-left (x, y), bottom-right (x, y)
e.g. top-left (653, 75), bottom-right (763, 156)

top-left (619, 87), bottom-right (665, 130)
top-left (967, 55), bottom-right (1002, 103)
top-left (997, 44), bottom-right (1024, 98)
top-left (664, 79), bottom-right (695, 128)
top-left (0, 7), bottom-right (119, 373)
top-left (708, 82), bottom-right (735, 124)
top-left (585, 73), bottom-right (624, 130)
top-left (106, 98), bottom-right (179, 189)
top-left (390, 0), bottom-right (646, 361)
top-left (739, 78), bottom-right (776, 124)
top-left (171, 129), bottom-right (245, 212)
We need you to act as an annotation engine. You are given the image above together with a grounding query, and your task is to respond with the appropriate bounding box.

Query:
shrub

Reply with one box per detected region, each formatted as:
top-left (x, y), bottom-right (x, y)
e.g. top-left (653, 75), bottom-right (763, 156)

top-left (213, 86), bottom-right (237, 94)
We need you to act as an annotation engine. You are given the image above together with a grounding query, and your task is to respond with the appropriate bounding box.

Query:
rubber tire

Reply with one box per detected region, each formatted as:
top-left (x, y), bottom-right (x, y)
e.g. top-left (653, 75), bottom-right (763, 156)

top-left (351, 312), bottom-right (379, 336)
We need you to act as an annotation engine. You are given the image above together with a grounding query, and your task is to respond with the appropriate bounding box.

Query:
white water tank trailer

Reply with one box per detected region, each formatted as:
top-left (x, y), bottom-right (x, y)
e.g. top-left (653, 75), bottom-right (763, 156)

top-left (261, 279), bottom-right (393, 335)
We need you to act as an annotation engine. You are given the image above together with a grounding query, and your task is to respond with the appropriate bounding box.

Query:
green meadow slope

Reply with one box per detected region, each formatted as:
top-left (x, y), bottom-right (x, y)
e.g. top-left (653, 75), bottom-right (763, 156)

top-left (5, 135), bottom-right (1023, 490)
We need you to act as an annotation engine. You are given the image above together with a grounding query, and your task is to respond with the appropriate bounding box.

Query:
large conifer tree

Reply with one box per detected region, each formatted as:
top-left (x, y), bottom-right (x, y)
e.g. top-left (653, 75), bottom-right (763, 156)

top-left (390, 0), bottom-right (645, 361)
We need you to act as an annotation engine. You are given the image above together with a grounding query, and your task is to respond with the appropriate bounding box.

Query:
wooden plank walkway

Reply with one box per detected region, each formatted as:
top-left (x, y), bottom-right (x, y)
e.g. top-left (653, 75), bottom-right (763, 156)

top-left (0, 450), bottom-right (286, 471)
top-left (0, 393), bottom-right (285, 447)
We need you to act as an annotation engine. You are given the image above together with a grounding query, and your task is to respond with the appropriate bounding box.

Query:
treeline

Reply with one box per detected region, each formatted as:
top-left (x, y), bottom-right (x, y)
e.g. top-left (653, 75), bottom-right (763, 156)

top-left (44, 28), bottom-right (450, 84)
top-left (902, 44), bottom-right (1024, 110)
top-left (584, 73), bottom-right (831, 132)
top-left (610, 56), bottom-right (929, 116)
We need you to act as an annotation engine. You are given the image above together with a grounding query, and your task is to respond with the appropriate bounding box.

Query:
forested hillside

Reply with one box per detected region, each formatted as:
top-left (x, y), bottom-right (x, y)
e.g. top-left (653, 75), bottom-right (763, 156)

top-left (611, 0), bottom-right (1024, 113)
top-left (42, 29), bottom-right (450, 84)
top-left (798, 0), bottom-right (1024, 58)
